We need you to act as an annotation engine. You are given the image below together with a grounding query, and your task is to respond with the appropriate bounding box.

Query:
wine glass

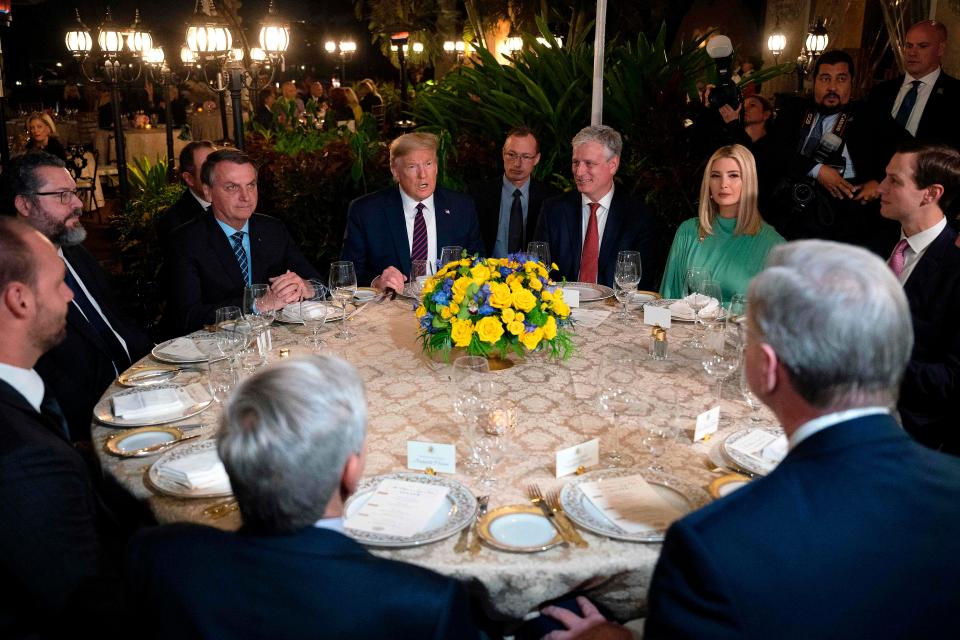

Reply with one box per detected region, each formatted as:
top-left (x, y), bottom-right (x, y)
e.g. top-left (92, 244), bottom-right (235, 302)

top-left (439, 246), bottom-right (463, 271)
top-left (328, 261), bottom-right (357, 341)
top-left (614, 251), bottom-right (642, 323)
top-left (642, 423), bottom-right (676, 471)
top-left (701, 323), bottom-right (739, 404)
top-left (683, 267), bottom-right (711, 347)
top-left (526, 241), bottom-right (550, 267)
top-left (242, 284), bottom-right (274, 368)
top-left (729, 293), bottom-right (747, 322)
top-left (409, 259), bottom-right (436, 300)
top-left (700, 280), bottom-right (723, 320)
top-left (740, 363), bottom-right (762, 422)
top-left (214, 306), bottom-right (242, 359)
top-left (301, 278), bottom-right (329, 352)
top-left (598, 355), bottom-right (644, 468)
top-left (206, 359), bottom-right (238, 403)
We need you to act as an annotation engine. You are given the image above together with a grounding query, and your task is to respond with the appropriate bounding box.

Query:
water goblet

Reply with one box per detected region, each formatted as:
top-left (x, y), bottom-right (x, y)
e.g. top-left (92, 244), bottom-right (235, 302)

top-left (301, 279), bottom-right (329, 352)
top-left (206, 358), bottom-right (238, 403)
top-left (683, 267), bottom-right (711, 347)
top-left (729, 293), bottom-right (748, 322)
top-left (526, 241), bottom-right (551, 267)
top-left (409, 259), bottom-right (436, 301)
top-left (439, 246), bottom-right (463, 270)
top-left (740, 364), bottom-right (762, 422)
top-left (329, 261), bottom-right (357, 341)
top-left (614, 252), bottom-right (641, 323)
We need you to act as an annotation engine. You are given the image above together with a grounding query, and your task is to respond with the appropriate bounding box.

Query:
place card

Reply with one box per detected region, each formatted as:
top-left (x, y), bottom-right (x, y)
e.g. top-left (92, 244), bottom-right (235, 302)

top-left (345, 478), bottom-right (450, 538)
top-left (407, 441), bottom-right (456, 474)
top-left (642, 303), bottom-right (672, 329)
top-left (578, 474), bottom-right (683, 533)
top-left (694, 406), bottom-right (720, 442)
top-left (571, 308), bottom-right (611, 329)
top-left (562, 287), bottom-right (580, 308)
top-left (556, 438), bottom-right (600, 478)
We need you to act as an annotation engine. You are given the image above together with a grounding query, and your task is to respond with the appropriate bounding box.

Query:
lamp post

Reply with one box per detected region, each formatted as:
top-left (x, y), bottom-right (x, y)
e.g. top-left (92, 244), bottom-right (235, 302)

top-left (65, 8), bottom-right (153, 203)
top-left (324, 40), bottom-right (356, 83)
top-left (390, 32), bottom-right (409, 113)
top-left (795, 16), bottom-right (829, 93)
top-left (767, 22), bottom-right (786, 64)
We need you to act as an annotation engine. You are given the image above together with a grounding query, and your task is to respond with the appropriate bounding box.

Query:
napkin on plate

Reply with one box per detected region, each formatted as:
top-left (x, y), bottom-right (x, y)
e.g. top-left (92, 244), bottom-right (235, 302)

top-left (155, 337), bottom-right (207, 360)
top-left (669, 294), bottom-right (720, 320)
top-left (726, 431), bottom-right (788, 473)
top-left (112, 387), bottom-right (186, 420)
top-left (282, 300), bottom-right (330, 322)
top-left (155, 448), bottom-right (233, 493)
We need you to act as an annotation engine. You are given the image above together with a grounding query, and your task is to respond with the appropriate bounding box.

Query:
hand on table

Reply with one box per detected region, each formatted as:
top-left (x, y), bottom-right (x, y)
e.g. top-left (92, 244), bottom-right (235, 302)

top-left (816, 166), bottom-right (857, 200)
top-left (268, 271), bottom-right (309, 303)
top-left (541, 597), bottom-right (630, 640)
top-left (374, 266), bottom-right (405, 293)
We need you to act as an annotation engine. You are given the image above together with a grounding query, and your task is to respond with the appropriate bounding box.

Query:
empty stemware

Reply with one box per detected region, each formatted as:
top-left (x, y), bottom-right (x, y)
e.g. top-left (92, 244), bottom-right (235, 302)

top-left (328, 261), bottom-right (358, 341)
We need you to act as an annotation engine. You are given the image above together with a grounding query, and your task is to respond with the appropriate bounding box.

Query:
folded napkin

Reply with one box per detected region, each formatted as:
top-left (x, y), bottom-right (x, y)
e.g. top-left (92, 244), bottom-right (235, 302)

top-left (112, 387), bottom-right (186, 420)
top-left (669, 294), bottom-right (720, 320)
top-left (726, 431), bottom-right (788, 473)
top-left (281, 301), bottom-right (331, 322)
top-left (155, 448), bottom-right (233, 493)
top-left (156, 337), bottom-right (207, 360)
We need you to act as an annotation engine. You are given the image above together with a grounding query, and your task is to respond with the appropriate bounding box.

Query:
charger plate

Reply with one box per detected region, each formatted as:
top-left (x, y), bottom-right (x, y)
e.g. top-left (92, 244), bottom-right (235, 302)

top-left (94, 383), bottom-right (212, 428)
top-left (146, 439), bottom-right (232, 499)
top-left (104, 426), bottom-right (183, 458)
top-left (561, 281), bottom-right (615, 302)
top-left (476, 504), bottom-right (563, 553)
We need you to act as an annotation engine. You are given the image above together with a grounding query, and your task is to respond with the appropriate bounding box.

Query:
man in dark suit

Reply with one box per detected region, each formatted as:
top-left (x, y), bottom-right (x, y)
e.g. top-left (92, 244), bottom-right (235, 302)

top-left (469, 126), bottom-right (558, 257)
top-left (4, 152), bottom-right (152, 443)
top-left (877, 143), bottom-right (960, 454)
top-left (127, 355), bottom-right (479, 639)
top-left (767, 50), bottom-right (898, 255)
top-left (155, 140), bottom-right (216, 243)
top-left (166, 149), bottom-right (320, 334)
top-left (869, 21), bottom-right (960, 151)
top-left (534, 125), bottom-right (658, 289)
top-left (0, 218), bottom-right (126, 638)
top-left (542, 240), bottom-right (960, 639)
top-left (341, 132), bottom-right (485, 290)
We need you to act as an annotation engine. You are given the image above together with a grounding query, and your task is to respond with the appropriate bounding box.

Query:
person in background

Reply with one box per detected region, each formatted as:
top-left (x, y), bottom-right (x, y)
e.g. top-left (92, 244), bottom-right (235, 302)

top-left (306, 81), bottom-right (328, 114)
top-left (155, 140), bottom-right (216, 243)
top-left (24, 113), bottom-right (67, 162)
top-left (253, 87), bottom-right (276, 129)
top-left (127, 355), bottom-right (480, 639)
top-left (356, 78), bottom-right (383, 114)
top-left (62, 83), bottom-right (84, 112)
top-left (660, 144), bottom-right (784, 302)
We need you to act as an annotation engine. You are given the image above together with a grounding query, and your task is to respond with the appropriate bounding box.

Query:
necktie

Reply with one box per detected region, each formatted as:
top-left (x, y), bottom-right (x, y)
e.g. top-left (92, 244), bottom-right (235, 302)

top-left (40, 391), bottom-right (71, 441)
top-left (888, 238), bottom-right (910, 278)
top-left (63, 265), bottom-right (130, 373)
top-left (508, 189), bottom-right (524, 254)
top-left (230, 231), bottom-right (250, 284)
top-left (895, 80), bottom-right (922, 129)
top-left (579, 202), bottom-right (601, 283)
top-left (411, 203), bottom-right (428, 262)
top-left (802, 114), bottom-right (826, 157)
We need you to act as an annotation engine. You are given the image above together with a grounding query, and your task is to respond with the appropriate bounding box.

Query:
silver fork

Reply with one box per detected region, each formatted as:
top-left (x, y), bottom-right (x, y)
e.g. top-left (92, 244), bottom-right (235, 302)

top-left (466, 495), bottom-right (489, 554)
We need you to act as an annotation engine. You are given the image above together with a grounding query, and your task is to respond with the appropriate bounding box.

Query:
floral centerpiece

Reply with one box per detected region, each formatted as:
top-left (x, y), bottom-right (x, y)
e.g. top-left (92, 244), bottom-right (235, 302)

top-left (416, 254), bottom-right (574, 360)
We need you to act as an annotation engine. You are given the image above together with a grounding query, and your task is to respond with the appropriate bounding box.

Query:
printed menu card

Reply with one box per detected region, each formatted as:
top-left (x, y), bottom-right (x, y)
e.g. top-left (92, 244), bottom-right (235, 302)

top-left (345, 479), bottom-right (449, 538)
top-left (579, 474), bottom-right (683, 533)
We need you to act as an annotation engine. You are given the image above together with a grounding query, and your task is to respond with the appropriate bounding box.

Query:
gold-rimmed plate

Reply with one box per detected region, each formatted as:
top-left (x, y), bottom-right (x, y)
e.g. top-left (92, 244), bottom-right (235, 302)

top-left (476, 504), bottom-right (563, 553)
top-left (353, 286), bottom-right (378, 303)
top-left (104, 426), bottom-right (183, 458)
top-left (117, 365), bottom-right (181, 387)
top-left (94, 383), bottom-right (213, 428)
top-left (560, 281), bottom-right (615, 302)
top-left (708, 473), bottom-right (752, 499)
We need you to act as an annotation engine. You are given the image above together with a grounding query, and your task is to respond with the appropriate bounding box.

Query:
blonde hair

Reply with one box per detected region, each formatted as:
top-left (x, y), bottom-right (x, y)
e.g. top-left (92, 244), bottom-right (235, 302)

top-left (389, 132), bottom-right (438, 167)
top-left (697, 144), bottom-right (761, 237)
top-left (27, 112), bottom-right (58, 139)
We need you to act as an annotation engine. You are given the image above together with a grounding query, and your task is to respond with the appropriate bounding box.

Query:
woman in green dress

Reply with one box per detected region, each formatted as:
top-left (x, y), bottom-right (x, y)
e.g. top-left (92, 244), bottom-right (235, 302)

top-left (660, 144), bottom-right (784, 302)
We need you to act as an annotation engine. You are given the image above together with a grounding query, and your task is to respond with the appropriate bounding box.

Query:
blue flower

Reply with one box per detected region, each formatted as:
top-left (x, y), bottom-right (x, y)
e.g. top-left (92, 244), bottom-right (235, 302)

top-left (499, 266), bottom-right (512, 278)
top-left (420, 312), bottom-right (435, 331)
top-left (431, 290), bottom-right (450, 306)
top-left (478, 303), bottom-right (495, 316)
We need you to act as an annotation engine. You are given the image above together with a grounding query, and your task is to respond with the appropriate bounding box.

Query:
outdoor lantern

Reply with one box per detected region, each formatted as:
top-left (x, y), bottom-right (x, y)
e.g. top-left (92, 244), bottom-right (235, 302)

top-left (97, 10), bottom-right (127, 56)
top-left (249, 47), bottom-right (267, 62)
top-left (504, 36), bottom-right (522, 53)
top-left (259, 1), bottom-right (290, 56)
top-left (767, 29), bottom-right (786, 61)
top-left (324, 41), bottom-right (337, 53)
top-left (185, 1), bottom-right (233, 57)
top-left (805, 17), bottom-right (829, 57)
top-left (65, 11), bottom-right (93, 57)
top-left (143, 47), bottom-right (165, 66)
top-left (126, 10), bottom-right (154, 57)
top-left (180, 46), bottom-right (197, 64)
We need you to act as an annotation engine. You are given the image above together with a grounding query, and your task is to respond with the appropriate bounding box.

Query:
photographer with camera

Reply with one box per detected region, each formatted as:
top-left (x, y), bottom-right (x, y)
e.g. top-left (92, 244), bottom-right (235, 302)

top-left (766, 50), bottom-right (899, 255)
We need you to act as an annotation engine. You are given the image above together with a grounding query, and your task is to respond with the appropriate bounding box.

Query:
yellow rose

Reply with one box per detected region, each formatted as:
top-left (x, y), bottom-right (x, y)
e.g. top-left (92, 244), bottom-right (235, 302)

top-left (551, 297), bottom-right (571, 318)
top-left (507, 320), bottom-right (525, 336)
top-left (543, 315), bottom-right (557, 340)
top-left (459, 258), bottom-right (471, 266)
top-left (476, 316), bottom-right (505, 344)
top-left (524, 260), bottom-right (538, 272)
top-left (520, 327), bottom-right (544, 351)
top-left (415, 305), bottom-right (427, 318)
top-left (551, 262), bottom-right (559, 271)
top-left (452, 276), bottom-right (472, 302)
top-left (440, 306), bottom-right (454, 320)
top-left (501, 307), bottom-right (516, 323)
top-left (515, 312), bottom-right (524, 322)
top-left (512, 288), bottom-right (537, 312)
top-left (541, 290), bottom-right (554, 302)
top-left (489, 282), bottom-right (513, 309)
top-left (451, 318), bottom-right (474, 348)
top-left (448, 301), bottom-right (460, 314)
top-left (471, 264), bottom-right (491, 283)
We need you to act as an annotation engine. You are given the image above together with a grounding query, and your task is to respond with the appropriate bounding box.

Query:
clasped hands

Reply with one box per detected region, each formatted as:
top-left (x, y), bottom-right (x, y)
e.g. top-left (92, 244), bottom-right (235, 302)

top-left (255, 271), bottom-right (313, 311)
top-left (816, 166), bottom-right (879, 205)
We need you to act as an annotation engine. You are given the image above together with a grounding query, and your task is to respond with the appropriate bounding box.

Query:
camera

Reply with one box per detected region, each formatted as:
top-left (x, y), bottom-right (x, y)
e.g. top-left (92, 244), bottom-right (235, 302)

top-left (791, 180), bottom-right (816, 209)
top-left (706, 35), bottom-right (743, 110)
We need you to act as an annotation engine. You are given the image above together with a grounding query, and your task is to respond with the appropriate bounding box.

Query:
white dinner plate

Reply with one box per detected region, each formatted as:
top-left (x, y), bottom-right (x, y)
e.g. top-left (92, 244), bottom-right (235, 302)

top-left (146, 439), bottom-right (232, 499)
top-left (276, 301), bottom-right (346, 324)
top-left (559, 468), bottom-right (710, 542)
top-left (561, 281), bottom-right (615, 302)
top-left (476, 504), bottom-right (563, 553)
top-left (104, 426), bottom-right (183, 458)
top-left (630, 290), bottom-right (661, 304)
top-left (342, 473), bottom-right (476, 547)
top-left (151, 335), bottom-right (224, 364)
top-left (720, 427), bottom-right (787, 477)
top-left (645, 298), bottom-right (725, 323)
top-left (94, 383), bottom-right (212, 428)
top-left (353, 287), bottom-right (378, 303)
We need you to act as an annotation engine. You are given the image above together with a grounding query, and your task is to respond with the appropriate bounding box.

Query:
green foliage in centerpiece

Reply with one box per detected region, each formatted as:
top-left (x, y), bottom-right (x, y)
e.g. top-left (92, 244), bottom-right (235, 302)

top-left (416, 254), bottom-right (574, 360)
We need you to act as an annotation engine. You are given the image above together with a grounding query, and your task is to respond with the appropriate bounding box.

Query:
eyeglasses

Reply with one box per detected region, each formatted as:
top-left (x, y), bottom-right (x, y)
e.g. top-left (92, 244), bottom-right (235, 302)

top-left (504, 152), bottom-right (537, 163)
top-left (29, 190), bottom-right (81, 205)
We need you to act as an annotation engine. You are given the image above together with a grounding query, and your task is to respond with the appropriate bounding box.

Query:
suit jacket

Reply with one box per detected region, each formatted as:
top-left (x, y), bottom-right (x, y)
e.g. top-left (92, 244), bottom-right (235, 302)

top-left (167, 213), bottom-right (320, 334)
top-left (156, 189), bottom-right (206, 245)
top-left (470, 177), bottom-right (559, 256)
top-left (533, 189), bottom-right (659, 290)
top-left (868, 70), bottom-right (960, 150)
top-left (0, 380), bottom-right (123, 639)
top-left (646, 414), bottom-right (960, 639)
top-left (341, 185), bottom-right (485, 284)
top-left (897, 224), bottom-right (960, 454)
top-left (127, 523), bottom-right (480, 640)
top-left (35, 245), bottom-right (152, 443)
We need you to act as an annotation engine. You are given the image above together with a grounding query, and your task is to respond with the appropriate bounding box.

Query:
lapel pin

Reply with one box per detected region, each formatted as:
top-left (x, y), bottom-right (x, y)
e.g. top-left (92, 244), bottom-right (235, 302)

top-left (444, 209), bottom-right (451, 215)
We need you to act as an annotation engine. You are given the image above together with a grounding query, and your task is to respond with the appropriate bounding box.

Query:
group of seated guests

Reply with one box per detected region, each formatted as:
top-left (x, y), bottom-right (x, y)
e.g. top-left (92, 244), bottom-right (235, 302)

top-left (255, 78), bottom-right (383, 132)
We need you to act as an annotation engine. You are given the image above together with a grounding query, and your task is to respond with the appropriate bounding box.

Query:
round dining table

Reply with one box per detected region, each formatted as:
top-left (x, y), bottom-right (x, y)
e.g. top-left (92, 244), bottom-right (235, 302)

top-left (91, 296), bottom-right (774, 621)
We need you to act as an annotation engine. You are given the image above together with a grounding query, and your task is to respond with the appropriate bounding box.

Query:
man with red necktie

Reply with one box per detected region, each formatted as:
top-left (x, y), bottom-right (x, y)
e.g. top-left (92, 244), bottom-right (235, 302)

top-left (534, 125), bottom-right (659, 289)
top-left (877, 141), bottom-right (960, 454)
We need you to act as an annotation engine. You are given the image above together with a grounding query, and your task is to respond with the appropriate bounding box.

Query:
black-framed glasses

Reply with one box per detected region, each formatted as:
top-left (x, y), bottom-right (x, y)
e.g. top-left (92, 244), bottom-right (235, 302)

top-left (503, 152), bottom-right (537, 163)
top-left (28, 190), bottom-right (81, 205)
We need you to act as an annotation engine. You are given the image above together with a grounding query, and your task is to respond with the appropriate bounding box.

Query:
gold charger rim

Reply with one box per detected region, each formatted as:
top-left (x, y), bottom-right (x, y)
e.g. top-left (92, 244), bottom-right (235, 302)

top-left (104, 426), bottom-right (184, 458)
top-left (117, 364), bottom-right (181, 387)
top-left (476, 504), bottom-right (563, 553)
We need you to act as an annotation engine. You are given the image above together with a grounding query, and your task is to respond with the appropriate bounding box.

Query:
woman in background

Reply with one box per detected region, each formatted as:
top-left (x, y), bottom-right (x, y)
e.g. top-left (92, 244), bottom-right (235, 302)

top-left (24, 113), bottom-right (67, 162)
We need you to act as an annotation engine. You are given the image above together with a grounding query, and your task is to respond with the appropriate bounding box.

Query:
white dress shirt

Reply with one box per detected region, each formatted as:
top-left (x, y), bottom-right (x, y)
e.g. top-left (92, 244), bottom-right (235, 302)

top-left (191, 189), bottom-right (211, 211)
top-left (398, 187), bottom-right (438, 266)
top-left (313, 516), bottom-right (345, 533)
top-left (896, 217), bottom-right (946, 285)
top-left (805, 113), bottom-right (857, 180)
top-left (788, 406), bottom-right (890, 450)
top-left (580, 186), bottom-right (615, 248)
top-left (891, 68), bottom-right (941, 137)
top-left (0, 363), bottom-right (45, 412)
